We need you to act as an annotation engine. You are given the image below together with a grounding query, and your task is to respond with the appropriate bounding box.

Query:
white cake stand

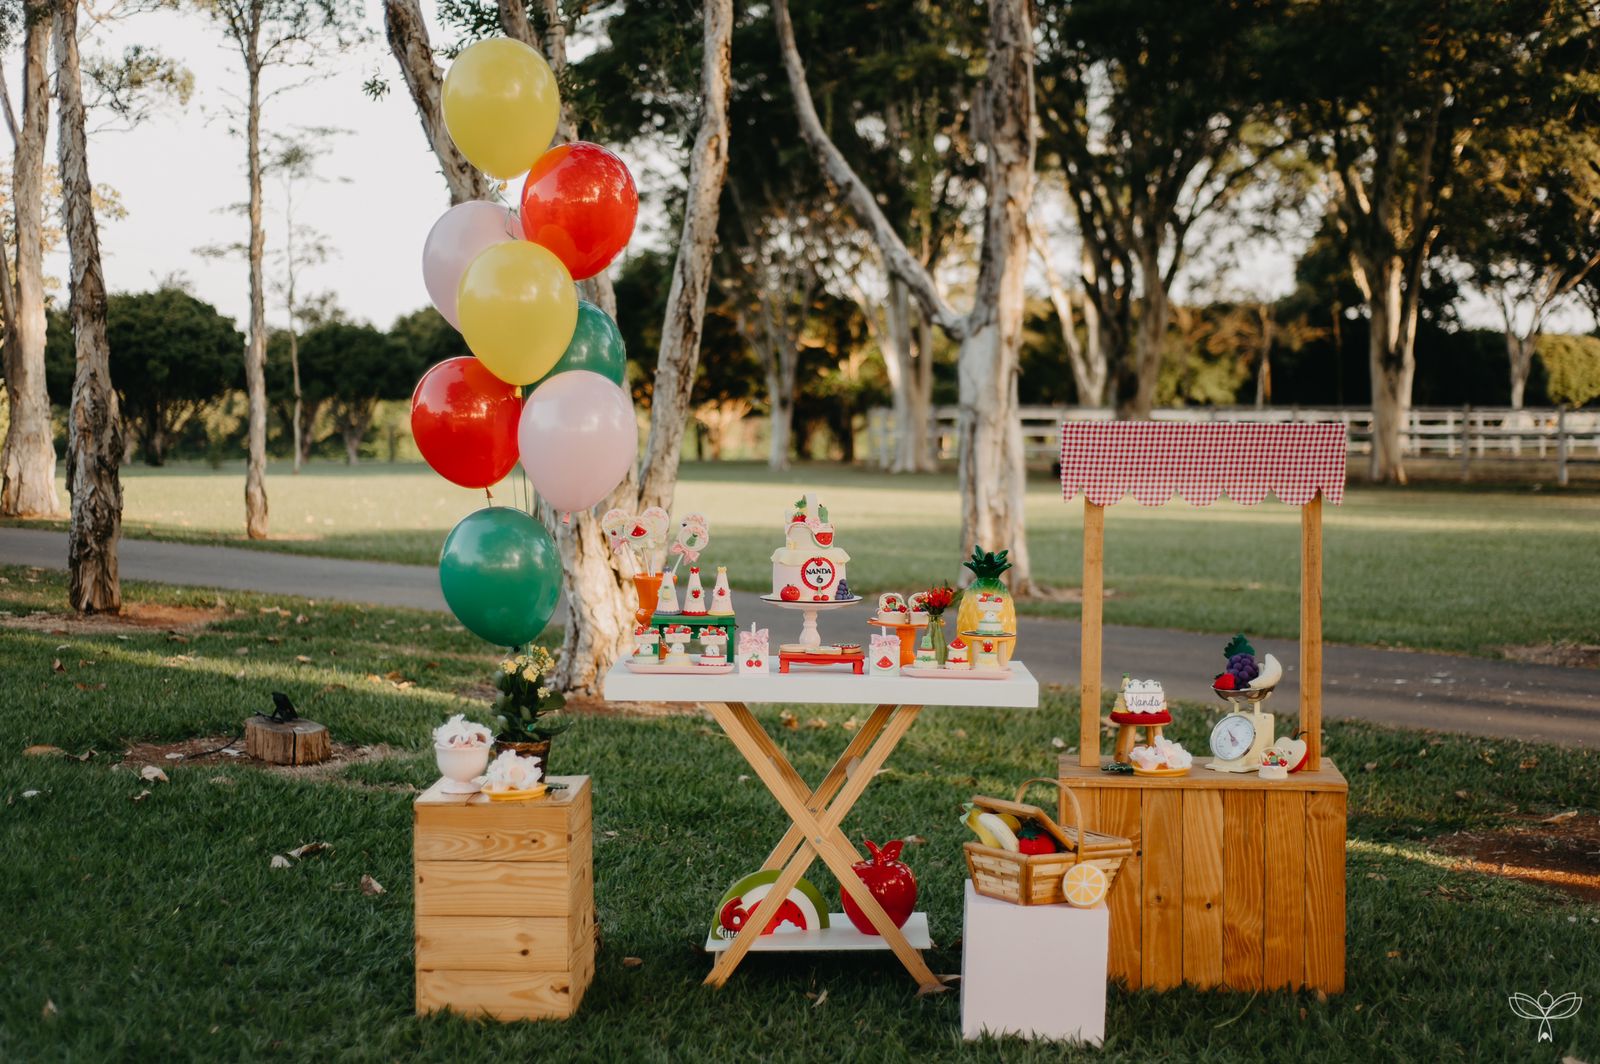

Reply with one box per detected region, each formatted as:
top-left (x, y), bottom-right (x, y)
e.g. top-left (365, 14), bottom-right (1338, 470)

top-left (758, 595), bottom-right (861, 649)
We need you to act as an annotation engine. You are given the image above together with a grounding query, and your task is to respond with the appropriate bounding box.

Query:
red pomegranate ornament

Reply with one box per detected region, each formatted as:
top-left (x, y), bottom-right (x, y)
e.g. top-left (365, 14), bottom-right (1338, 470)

top-left (840, 839), bottom-right (917, 934)
top-left (780, 584), bottom-right (801, 602)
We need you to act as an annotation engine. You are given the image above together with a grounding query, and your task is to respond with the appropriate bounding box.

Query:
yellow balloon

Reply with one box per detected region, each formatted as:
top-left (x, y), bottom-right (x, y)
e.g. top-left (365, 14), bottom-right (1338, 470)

top-left (442, 38), bottom-right (559, 180)
top-left (457, 241), bottom-right (579, 386)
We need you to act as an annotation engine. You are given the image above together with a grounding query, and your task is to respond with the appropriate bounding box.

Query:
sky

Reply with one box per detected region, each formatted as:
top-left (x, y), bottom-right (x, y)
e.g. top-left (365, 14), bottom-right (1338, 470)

top-left (24, 4), bottom-right (1594, 342)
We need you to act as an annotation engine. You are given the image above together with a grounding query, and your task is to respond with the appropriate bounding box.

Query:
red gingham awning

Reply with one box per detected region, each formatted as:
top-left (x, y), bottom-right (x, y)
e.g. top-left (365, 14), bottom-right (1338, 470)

top-left (1059, 422), bottom-right (1347, 507)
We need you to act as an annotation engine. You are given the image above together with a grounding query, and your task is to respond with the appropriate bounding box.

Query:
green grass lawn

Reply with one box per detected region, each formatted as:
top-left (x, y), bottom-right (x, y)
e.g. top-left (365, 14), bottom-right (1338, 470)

top-left (12, 460), bottom-right (1600, 658)
top-left (1, 565), bottom-right (1596, 1061)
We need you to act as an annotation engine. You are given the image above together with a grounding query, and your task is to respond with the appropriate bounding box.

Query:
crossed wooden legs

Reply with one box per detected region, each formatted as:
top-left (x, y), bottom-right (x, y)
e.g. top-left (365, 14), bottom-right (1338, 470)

top-left (702, 701), bottom-right (941, 992)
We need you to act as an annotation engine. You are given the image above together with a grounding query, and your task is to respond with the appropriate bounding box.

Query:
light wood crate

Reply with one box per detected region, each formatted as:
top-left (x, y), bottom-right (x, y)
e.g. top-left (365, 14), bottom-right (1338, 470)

top-left (413, 775), bottom-right (593, 1021)
top-left (1059, 757), bottom-right (1347, 994)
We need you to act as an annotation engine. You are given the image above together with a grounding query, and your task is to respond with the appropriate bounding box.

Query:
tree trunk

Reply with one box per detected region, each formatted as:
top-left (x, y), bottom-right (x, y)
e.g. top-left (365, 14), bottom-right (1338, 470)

top-left (55, 0), bottom-right (122, 613)
top-left (638, 0), bottom-right (732, 511)
top-left (1031, 223), bottom-right (1107, 407)
top-left (1506, 331), bottom-right (1534, 410)
top-left (957, 0), bottom-right (1034, 593)
top-left (767, 382), bottom-right (793, 471)
top-left (298, 398), bottom-right (321, 466)
top-left (286, 186), bottom-right (304, 474)
top-left (546, 0), bottom-right (733, 694)
top-left (911, 306), bottom-right (935, 470)
top-left (1362, 257), bottom-right (1415, 484)
top-left (0, 14), bottom-right (59, 519)
top-left (243, 30), bottom-right (269, 539)
top-left (1121, 244), bottom-right (1168, 418)
top-left (382, 0), bottom-right (492, 205)
top-left (880, 276), bottom-right (921, 472)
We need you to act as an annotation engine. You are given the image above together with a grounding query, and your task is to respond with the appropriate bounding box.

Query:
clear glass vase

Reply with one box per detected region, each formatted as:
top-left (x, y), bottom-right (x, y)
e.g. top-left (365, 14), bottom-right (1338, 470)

top-left (929, 614), bottom-right (948, 665)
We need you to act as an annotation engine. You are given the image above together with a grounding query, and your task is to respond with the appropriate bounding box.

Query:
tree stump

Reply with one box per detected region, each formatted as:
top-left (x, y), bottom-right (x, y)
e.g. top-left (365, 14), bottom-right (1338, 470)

top-left (245, 715), bottom-right (331, 765)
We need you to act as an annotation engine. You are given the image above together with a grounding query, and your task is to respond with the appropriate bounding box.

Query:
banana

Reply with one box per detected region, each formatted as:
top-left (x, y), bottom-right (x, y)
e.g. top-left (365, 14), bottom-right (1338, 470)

top-left (996, 812), bottom-right (1022, 831)
top-left (961, 803), bottom-right (999, 847)
top-left (976, 812), bottom-right (1019, 852)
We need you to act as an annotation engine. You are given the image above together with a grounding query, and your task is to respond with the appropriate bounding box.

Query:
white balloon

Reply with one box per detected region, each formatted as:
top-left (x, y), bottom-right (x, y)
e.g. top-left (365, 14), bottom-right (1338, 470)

top-left (421, 201), bottom-right (522, 330)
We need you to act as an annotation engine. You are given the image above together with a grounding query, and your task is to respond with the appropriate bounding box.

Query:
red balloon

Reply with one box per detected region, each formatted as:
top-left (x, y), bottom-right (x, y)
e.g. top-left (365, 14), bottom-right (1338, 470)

top-left (411, 357), bottom-right (523, 489)
top-left (519, 142), bottom-right (638, 280)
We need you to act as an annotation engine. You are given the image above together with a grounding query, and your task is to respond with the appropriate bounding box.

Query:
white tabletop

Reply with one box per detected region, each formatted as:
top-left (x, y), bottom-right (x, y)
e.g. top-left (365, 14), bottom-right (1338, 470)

top-left (602, 659), bottom-right (1039, 709)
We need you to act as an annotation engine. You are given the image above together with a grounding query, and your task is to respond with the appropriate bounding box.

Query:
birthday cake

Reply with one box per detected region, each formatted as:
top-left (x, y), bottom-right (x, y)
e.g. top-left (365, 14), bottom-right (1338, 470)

top-left (771, 494), bottom-right (853, 602)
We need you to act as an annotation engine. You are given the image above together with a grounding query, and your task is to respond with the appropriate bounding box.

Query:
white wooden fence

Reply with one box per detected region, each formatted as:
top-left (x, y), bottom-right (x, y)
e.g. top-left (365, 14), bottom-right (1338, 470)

top-left (865, 405), bottom-right (1600, 483)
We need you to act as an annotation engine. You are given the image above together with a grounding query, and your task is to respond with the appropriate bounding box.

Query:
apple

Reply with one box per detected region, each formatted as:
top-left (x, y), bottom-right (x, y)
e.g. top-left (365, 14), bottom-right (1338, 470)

top-left (780, 584), bottom-right (801, 602)
top-left (840, 839), bottom-right (917, 934)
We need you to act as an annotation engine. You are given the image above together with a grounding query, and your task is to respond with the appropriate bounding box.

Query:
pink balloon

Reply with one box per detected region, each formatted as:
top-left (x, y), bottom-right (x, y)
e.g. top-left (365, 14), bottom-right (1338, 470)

top-left (422, 201), bottom-right (522, 329)
top-left (518, 370), bottom-right (637, 513)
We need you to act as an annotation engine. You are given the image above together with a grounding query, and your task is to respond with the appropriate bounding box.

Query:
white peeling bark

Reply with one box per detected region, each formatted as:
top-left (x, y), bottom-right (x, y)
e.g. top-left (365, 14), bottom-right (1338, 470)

top-left (383, 0), bottom-right (492, 205)
top-left (0, 16), bottom-right (60, 518)
top-left (55, 0), bottom-right (122, 613)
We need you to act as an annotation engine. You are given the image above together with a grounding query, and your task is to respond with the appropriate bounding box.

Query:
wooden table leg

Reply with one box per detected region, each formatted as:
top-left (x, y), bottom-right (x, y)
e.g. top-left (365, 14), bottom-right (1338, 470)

top-left (702, 702), bottom-right (941, 991)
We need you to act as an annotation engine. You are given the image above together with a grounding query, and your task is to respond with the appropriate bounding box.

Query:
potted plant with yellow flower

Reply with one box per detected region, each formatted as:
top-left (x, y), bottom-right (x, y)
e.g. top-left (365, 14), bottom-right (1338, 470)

top-left (492, 646), bottom-right (570, 766)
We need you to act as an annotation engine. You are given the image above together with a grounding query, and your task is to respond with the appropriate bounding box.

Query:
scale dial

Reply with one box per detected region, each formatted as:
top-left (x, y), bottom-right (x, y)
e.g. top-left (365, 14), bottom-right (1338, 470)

top-left (1210, 712), bottom-right (1259, 761)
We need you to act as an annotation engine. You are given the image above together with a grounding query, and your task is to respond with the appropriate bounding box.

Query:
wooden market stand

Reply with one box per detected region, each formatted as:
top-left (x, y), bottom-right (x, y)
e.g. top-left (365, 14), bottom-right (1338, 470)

top-left (1056, 422), bottom-right (1348, 994)
top-left (604, 660), bottom-right (1040, 992)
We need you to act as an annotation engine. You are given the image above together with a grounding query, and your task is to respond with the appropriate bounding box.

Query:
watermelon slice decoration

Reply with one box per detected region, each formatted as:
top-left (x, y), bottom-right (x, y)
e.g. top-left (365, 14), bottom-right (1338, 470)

top-left (711, 870), bottom-right (830, 941)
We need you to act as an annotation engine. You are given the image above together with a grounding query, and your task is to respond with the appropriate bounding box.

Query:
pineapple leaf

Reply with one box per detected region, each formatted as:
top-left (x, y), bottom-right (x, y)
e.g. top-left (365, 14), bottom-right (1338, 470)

top-left (962, 545), bottom-right (1013, 579)
top-left (793, 495), bottom-right (806, 510)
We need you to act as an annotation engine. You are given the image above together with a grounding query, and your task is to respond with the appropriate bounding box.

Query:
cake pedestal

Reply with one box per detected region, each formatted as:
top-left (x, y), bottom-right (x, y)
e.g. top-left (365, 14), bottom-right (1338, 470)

top-left (759, 595), bottom-right (859, 649)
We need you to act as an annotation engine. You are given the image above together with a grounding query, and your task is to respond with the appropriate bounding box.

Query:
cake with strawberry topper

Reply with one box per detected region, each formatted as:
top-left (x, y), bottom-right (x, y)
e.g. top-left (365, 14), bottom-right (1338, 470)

top-left (770, 494), bottom-right (854, 602)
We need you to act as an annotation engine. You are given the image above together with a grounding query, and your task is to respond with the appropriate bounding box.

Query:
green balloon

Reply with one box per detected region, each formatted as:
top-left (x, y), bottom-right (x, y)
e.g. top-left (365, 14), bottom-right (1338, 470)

top-left (533, 299), bottom-right (626, 386)
top-left (439, 507), bottom-right (562, 648)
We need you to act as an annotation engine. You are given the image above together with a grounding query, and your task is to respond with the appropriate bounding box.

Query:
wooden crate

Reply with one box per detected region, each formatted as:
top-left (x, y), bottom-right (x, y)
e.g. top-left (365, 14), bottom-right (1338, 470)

top-left (1058, 757), bottom-right (1346, 994)
top-left (414, 775), bottom-right (593, 1021)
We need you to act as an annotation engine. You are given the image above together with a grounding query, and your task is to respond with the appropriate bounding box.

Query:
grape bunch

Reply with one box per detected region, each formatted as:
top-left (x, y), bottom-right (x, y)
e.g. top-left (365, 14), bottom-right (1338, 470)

top-left (1213, 634), bottom-right (1258, 690)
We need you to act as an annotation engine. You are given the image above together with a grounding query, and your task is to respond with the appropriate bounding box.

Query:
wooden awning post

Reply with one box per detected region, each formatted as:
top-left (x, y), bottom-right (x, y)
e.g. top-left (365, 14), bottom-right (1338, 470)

top-left (1300, 492), bottom-right (1323, 770)
top-left (1079, 499), bottom-right (1104, 767)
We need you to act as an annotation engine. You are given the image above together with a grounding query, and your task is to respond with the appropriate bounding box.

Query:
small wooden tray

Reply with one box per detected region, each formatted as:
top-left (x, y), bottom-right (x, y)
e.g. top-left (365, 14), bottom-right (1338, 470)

top-left (900, 666), bottom-right (1012, 680)
top-left (623, 659), bottom-right (734, 675)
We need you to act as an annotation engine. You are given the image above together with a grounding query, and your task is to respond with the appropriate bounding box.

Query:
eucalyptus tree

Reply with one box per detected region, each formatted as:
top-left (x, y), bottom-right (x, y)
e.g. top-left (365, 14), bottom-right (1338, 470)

top-left (193, 0), bottom-right (361, 537)
top-left (775, 0), bottom-right (1038, 589)
top-left (1034, 0), bottom-right (1282, 419)
top-left (1269, 0), bottom-right (1600, 480)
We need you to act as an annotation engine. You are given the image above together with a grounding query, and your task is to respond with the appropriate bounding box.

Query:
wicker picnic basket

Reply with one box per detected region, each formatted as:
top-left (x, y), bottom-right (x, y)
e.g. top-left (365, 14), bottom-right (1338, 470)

top-left (963, 777), bottom-right (1133, 906)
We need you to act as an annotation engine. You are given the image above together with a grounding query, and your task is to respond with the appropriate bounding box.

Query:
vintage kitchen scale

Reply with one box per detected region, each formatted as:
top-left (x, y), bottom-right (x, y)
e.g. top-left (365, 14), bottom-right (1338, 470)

top-left (1207, 684), bottom-right (1277, 772)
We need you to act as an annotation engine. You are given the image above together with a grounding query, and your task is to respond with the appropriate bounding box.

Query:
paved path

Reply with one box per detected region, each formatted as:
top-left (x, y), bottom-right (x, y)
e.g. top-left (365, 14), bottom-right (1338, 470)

top-left (3, 527), bottom-right (1596, 747)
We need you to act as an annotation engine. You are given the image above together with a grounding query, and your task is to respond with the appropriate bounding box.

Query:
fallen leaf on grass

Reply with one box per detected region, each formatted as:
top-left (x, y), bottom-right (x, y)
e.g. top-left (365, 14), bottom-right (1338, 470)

top-left (952, 728), bottom-right (968, 739)
top-left (360, 874), bottom-right (385, 895)
top-left (1050, 736), bottom-right (1066, 750)
top-left (294, 614), bottom-right (308, 625)
top-left (810, 989), bottom-right (829, 1008)
top-left (805, 717), bottom-right (830, 730)
top-left (270, 855), bottom-right (291, 869)
top-left (737, 774), bottom-right (750, 783)
top-left (841, 716), bottom-right (859, 732)
top-left (778, 710), bottom-right (798, 730)
top-left (23, 745), bottom-right (64, 757)
top-left (622, 956), bottom-right (643, 969)
top-left (164, 753), bottom-right (182, 761)
top-left (1315, 989), bottom-right (1328, 1004)
top-left (131, 790), bottom-right (151, 803)
top-left (295, 655), bottom-right (313, 665)
top-left (166, 634), bottom-right (189, 644)
top-left (1386, 950), bottom-right (1402, 959)
top-left (1453, 790), bottom-right (1471, 801)
top-left (1542, 810), bottom-right (1578, 825)
top-left (140, 765), bottom-right (169, 784)
top-left (383, 669), bottom-right (406, 682)
top-left (74, 749), bottom-right (94, 762)
top-left (1519, 756), bottom-right (1539, 770)
top-left (1366, 872), bottom-right (1389, 881)
top-left (901, 834), bottom-right (927, 845)
top-left (1363, 762), bottom-right (1378, 773)
top-left (51, 658), bottom-right (65, 673)
top-left (22, 789), bottom-right (41, 798)
top-left (234, 647), bottom-right (251, 657)
top-left (73, 682), bottom-right (106, 692)
top-left (42, 998), bottom-right (58, 1020)
top-left (288, 842), bottom-right (332, 859)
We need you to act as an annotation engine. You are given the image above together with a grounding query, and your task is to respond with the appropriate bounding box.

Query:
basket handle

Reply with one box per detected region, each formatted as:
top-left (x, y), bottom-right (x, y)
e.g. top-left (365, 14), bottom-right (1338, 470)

top-left (1013, 777), bottom-right (1085, 866)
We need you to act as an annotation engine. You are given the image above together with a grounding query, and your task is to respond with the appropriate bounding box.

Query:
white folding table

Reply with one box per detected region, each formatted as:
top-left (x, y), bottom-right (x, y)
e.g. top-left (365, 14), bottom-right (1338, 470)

top-left (603, 659), bottom-right (1039, 992)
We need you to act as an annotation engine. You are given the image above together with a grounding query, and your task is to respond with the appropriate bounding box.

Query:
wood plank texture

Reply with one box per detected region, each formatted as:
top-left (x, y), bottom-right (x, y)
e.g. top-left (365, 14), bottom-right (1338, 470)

top-left (1181, 790), bottom-right (1225, 989)
top-left (416, 969), bottom-right (581, 1021)
top-left (1079, 499), bottom-right (1104, 767)
top-left (414, 807), bottom-right (574, 862)
top-left (1304, 790), bottom-right (1347, 993)
top-left (415, 860), bottom-right (572, 917)
top-left (1301, 494), bottom-right (1324, 770)
top-left (1222, 790), bottom-right (1265, 991)
top-left (1141, 789), bottom-right (1183, 989)
top-left (1058, 756), bottom-right (1347, 793)
top-left (416, 916), bottom-right (573, 972)
top-left (1097, 787), bottom-right (1143, 989)
top-left (1262, 791), bottom-right (1307, 989)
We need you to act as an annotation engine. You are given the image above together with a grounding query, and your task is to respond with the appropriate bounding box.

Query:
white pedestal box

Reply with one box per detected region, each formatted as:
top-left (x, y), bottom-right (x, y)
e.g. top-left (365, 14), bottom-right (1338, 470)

top-left (959, 880), bottom-right (1108, 1045)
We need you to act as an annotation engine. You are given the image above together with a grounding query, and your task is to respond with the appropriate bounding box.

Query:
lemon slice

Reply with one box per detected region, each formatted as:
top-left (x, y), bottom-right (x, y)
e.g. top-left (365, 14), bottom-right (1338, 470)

top-left (1063, 862), bottom-right (1108, 908)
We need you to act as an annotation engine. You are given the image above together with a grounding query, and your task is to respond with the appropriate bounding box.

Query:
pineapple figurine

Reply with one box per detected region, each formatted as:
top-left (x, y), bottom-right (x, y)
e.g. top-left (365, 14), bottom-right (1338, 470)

top-left (958, 546), bottom-right (1017, 653)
